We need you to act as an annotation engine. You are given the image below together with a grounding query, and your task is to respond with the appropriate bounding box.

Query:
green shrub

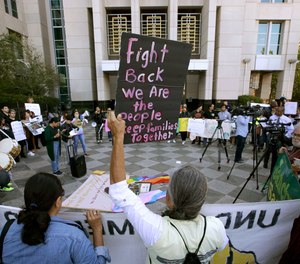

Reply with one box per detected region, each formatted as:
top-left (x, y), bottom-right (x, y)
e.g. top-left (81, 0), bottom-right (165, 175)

top-left (237, 95), bottom-right (263, 106)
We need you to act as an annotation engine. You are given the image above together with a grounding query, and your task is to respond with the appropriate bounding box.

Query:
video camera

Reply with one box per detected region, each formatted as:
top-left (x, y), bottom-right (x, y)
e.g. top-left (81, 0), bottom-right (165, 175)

top-left (232, 105), bottom-right (264, 118)
top-left (262, 120), bottom-right (291, 135)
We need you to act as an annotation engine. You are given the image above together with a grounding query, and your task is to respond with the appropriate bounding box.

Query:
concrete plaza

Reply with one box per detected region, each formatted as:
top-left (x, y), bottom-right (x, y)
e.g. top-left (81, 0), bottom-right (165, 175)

top-left (0, 125), bottom-right (269, 210)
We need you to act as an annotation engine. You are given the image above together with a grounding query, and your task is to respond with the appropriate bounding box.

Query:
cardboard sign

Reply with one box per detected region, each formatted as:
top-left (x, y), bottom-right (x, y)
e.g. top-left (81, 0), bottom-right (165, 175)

top-left (24, 103), bottom-right (41, 116)
top-left (10, 121), bottom-right (26, 141)
top-left (267, 152), bottom-right (300, 201)
top-left (115, 33), bottom-right (192, 144)
top-left (284, 102), bottom-right (298, 115)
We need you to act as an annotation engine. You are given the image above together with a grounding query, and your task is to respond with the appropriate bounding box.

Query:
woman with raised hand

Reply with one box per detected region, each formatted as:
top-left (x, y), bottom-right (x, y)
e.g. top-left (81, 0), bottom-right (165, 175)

top-left (108, 111), bottom-right (228, 264)
top-left (1, 173), bottom-right (110, 264)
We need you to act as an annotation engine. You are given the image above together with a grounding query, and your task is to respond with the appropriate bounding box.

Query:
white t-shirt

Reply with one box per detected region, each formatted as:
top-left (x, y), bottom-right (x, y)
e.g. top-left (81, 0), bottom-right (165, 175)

top-left (109, 181), bottom-right (228, 263)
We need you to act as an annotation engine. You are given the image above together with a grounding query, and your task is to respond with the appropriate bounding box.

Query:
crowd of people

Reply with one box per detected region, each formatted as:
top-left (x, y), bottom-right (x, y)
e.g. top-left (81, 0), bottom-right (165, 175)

top-left (1, 97), bottom-right (300, 262)
top-left (0, 101), bottom-right (113, 190)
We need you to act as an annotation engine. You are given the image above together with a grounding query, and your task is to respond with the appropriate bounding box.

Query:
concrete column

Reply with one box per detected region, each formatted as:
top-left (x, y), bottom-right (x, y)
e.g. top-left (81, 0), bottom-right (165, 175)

top-left (199, 0), bottom-right (217, 100)
top-left (131, 0), bottom-right (140, 34)
top-left (168, 0), bottom-right (178, 41)
top-left (93, 0), bottom-right (110, 101)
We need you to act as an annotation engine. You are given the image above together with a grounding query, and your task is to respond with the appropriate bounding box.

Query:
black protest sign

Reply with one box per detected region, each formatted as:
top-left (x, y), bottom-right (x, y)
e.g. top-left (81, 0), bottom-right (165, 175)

top-left (115, 33), bottom-right (192, 144)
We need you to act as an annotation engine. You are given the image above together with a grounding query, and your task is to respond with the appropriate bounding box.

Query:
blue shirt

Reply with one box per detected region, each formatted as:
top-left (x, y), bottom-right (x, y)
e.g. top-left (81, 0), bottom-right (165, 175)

top-left (2, 216), bottom-right (110, 264)
top-left (218, 110), bottom-right (231, 121)
top-left (236, 115), bottom-right (250, 137)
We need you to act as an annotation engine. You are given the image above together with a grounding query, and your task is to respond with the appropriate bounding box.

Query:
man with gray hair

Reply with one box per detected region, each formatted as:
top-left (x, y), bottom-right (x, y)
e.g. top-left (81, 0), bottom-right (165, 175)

top-left (107, 111), bottom-right (228, 264)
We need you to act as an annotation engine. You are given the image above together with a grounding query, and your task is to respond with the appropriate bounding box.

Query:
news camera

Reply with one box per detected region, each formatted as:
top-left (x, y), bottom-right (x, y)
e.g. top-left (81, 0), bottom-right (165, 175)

top-left (262, 120), bottom-right (290, 136)
top-left (232, 105), bottom-right (263, 118)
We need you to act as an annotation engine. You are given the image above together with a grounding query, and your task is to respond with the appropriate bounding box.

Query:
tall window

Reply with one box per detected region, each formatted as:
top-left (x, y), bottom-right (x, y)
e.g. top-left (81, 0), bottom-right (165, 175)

top-left (178, 12), bottom-right (201, 55)
top-left (106, 11), bottom-right (131, 56)
top-left (141, 12), bottom-right (167, 39)
top-left (50, 0), bottom-right (70, 103)
top-left (4, 0), bottom-right (18, 18)
top-left (257, 22), bottom-right (282, 55)
top-left (261, 0), bottom-right (285, 3)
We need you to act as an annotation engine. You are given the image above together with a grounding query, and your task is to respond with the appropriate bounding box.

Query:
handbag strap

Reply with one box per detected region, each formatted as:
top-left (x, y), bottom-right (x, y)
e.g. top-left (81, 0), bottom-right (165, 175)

top-left (0, 219), bottom-right (15, 264)
top-left (170, 215), bottom-right (207, 255)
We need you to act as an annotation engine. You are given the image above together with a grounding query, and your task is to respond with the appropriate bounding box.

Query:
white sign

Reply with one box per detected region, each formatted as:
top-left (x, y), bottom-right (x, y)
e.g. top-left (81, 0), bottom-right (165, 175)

top-left (187, 119), bottom-right (205, 135)
top-left (1, 199), bottom-right (300, 264)
top-left (24, 103), bottom-right (41, 116)
top-left (187, 119), bottom-right (232, 139)
top-left (284, 102), bottom-right (298, 115)
top-left (62, 174), bottom-right (113, 212)
top-left (10, 121), bottom-right (26, 141)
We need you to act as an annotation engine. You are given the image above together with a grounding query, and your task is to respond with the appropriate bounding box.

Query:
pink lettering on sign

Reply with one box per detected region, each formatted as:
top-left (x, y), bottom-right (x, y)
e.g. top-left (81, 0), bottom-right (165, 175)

top-left (125, 67), bottom-right (164, 83)
top-left (121, 87), bottom-right (144, 100)
top-left (121, 109), bottom-right (162, 123)
top-left (126, 38), bottom-right (169, 68)
top-left (149, 86), bottom-right (169, 98)
top-left (131, 130), bottom-right (174, 143)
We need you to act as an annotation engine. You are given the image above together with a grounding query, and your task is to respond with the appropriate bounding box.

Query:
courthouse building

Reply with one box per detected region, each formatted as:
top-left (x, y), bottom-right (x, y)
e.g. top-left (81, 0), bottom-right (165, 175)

top-left (1, 0), bottom-right (300, 109)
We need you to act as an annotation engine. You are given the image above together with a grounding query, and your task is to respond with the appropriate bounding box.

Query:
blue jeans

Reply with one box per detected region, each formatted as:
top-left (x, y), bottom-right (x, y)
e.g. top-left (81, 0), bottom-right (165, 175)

top-left (73, 133), bottom-right (87, 155)
top-left (51, 141), bottom-right (60, 173)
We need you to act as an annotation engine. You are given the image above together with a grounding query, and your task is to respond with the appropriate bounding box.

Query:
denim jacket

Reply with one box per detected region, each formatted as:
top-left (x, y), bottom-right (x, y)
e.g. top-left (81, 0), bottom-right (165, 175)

top-left (2, 216), bottom-right (111, 264)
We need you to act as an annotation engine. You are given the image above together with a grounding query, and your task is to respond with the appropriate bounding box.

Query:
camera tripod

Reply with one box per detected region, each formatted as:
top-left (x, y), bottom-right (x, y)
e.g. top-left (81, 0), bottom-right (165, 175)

top-left (227, 118), bottom-right (259, 193)
top-left (233, 133), bottom-right (280, 203)
top-left (199, 120), bottom-right (230, 170)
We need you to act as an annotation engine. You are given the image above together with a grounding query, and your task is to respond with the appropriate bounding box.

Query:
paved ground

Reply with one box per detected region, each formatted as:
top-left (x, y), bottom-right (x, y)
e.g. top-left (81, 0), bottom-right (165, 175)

top-left (0, 125), bottom-right (270, 210)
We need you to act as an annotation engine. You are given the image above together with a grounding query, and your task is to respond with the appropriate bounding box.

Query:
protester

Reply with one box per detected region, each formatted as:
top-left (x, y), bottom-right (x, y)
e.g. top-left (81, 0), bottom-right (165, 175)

top-left (203, 103), bottom-right (216, 146)
top-left (218, 104), bottom-right (231, 121)
top-left (0, 105), bottom-right (10, 125)
top-left (94, 107), bottom-right (105, 144)
top-left (21, 110), bottom-right (35, 157)
top-left (105, 108), bottom-right (113, 142)
top-left (279, 123), bottom-right (300, 175)
top-left (72, 110), bottom-right (88, 156)
top-left (234, 111), bottom-right (250, 163)
top-left (108, 111), bottom-right (228, 263)
top-left (0, 167), bottom-right (13, 192)
top-left (0, 173), bottom-right (111, 263)
top-left (191, 106), bottom-right (203, 145)
top-left (60, 114), bottom-right (78, 162)
top-left (179, 105), bottom-right (190, 145)
top-left (44, 117), bottom-right (63, 176)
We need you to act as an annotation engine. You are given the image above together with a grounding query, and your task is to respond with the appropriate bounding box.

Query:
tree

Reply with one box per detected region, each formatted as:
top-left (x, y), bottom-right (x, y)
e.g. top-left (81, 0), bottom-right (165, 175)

top-left (0, 33), bottom-right (60, 97)
top-left (292, 45), bottom-right (300, 102)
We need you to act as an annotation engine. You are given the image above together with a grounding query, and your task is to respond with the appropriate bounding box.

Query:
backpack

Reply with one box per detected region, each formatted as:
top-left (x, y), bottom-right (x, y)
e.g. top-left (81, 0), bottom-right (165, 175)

top-left (170, 216), bottom-right (207, 264)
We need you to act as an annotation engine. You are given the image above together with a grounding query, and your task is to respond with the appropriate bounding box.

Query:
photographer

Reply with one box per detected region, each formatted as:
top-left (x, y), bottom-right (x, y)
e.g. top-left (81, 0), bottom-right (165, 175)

top-left (234, 110), bottom-right (250, 163)
top-left (263, 106), bottom-right (294, 171)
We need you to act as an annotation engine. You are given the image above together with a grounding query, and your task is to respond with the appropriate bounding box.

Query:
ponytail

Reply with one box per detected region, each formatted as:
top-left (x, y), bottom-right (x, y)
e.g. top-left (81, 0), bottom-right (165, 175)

top-left (18, 209), bottom-right (51, 245)
top-left (17, 173), bottom-right (64, 245)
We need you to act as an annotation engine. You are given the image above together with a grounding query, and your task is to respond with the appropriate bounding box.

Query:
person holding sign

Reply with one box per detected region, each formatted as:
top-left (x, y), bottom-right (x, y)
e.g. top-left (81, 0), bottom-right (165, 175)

top-left (72, 110), bottom-right (88, 156)
top-left (179, 105), bottom-right (190, 145)
top-left (0, 173), bottom-right (111, 263)
top-left (108, 111), bottom-right (228, 264)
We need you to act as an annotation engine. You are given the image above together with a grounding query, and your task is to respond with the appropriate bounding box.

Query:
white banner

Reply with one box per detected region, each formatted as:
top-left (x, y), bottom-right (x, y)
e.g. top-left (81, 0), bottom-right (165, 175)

top-left (10, 121), bottom-right (26, 141)
top-left (1, 200), bottom-right (300, 264)
top-left (187, 119), bottom-right (232, 139)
